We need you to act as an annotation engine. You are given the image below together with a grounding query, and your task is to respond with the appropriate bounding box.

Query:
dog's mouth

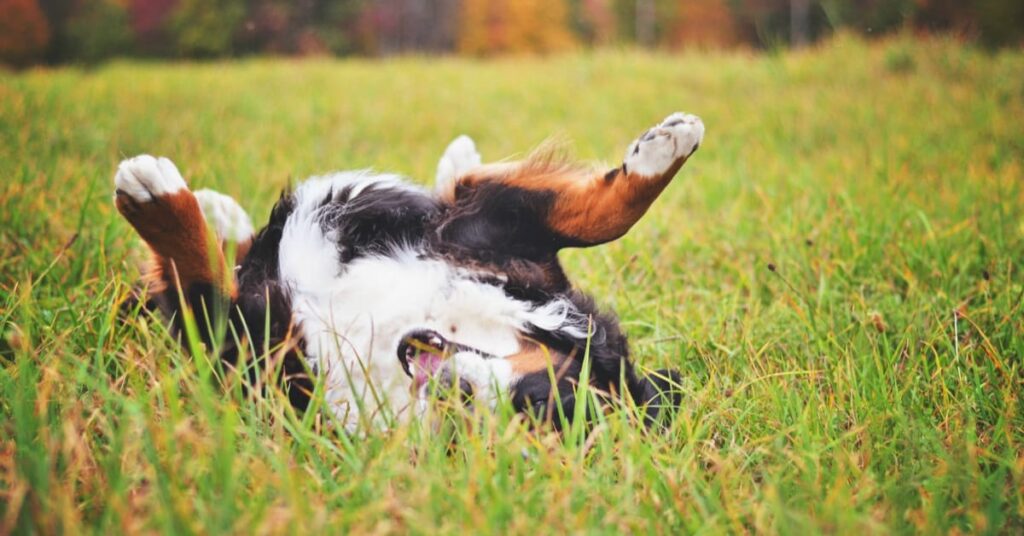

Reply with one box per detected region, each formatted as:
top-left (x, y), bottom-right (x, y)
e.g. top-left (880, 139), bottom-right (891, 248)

top-left (397, 330), bottom-right (449, 389)
top-left (396, 329), bottom-right (495, 390)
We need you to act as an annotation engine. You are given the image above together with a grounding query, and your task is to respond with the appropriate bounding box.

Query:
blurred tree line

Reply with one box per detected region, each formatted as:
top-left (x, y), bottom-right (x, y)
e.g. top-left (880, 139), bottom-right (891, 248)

top-left (1, 0), bottom-right (1021, 66)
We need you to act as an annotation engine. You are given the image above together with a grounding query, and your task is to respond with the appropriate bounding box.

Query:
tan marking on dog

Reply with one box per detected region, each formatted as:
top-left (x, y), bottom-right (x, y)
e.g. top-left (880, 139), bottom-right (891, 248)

top-left (507, 340), bottom-right (569, 375)
top-left (116, 189), bottom-right (233, 296)
top-left (453, 149), bottom-right (691, 246)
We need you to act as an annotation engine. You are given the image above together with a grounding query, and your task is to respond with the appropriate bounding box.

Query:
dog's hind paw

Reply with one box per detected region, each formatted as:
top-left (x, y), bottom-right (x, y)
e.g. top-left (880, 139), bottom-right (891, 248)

top-left (436, 135), bottom-right (482, 193)
top-left (194, 189), bottom-right (254, 243)
top-left (623, 113), bottom-right (704, 179)
top-left (113, 154), bottom-right (206, 254)
top-left (114, 154), bottom-right (188, 204)
top-left (112, 154), bottom-right (225, 291)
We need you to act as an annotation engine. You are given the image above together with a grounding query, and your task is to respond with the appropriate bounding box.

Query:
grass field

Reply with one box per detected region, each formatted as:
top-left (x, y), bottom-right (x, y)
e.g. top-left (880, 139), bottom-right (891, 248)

top-left (1, 35), bottom-right (1023, 534)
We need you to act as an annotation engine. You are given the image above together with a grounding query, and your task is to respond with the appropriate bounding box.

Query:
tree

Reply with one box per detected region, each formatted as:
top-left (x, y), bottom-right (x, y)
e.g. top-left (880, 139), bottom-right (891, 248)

top-left (170, 0), bottom-right (246, 57)
top-left (527, 0), bottom-right (575, 51)
top-left (65, 0), bottom-right (134, 63)
top-left (790, 0), bottom-right (810, 47)
top-left (666, 0), bottom-right (740, 48)
top-left (818, 0), bottom-right (915, 35)
top-left (457, 0), bottom-right (575, 55)
top-left (357, 0), bottom-right (457, 55)
top-left (456, 0), bottom-right (492, 54)
top-left (973, 0), bottom-right (1024, 47)
top-left (128, 0), bottom-right (178, 55)
top-left (575, 0), bottom-right (616, 45)
top-left (635, 0), bottom-right (655, 46)
top-left (311, 0), bottom-right (365, 55)
top-left (0, 0), bottom-right (51, 66)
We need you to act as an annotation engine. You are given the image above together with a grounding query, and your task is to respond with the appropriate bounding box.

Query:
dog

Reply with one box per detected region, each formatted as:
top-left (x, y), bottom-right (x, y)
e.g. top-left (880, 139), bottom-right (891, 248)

top-left (114, 112), bottom-right (704, 431)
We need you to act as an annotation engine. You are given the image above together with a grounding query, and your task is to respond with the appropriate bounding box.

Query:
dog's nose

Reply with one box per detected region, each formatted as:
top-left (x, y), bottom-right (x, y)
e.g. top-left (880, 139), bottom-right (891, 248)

top-left (435, 370), bottom-right (475, 406)
top-left (455, 377), bottom-right (474, 404)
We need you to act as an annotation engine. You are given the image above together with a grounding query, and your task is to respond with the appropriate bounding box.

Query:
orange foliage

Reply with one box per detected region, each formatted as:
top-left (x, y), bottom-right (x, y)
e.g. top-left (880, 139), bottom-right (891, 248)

top-left (581, 0), bottom-right (616, 45)
top-left (458, 0), bottom-right (575, 55)
top-left (666, 0), bottom-right (740, 48)
top-left (0, 0), bottom-right (51, 66)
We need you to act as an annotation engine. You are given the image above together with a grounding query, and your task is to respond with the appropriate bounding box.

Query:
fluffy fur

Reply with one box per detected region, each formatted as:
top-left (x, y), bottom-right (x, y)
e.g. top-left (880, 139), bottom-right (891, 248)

top-left (115, 112), bottom-right (704, 431)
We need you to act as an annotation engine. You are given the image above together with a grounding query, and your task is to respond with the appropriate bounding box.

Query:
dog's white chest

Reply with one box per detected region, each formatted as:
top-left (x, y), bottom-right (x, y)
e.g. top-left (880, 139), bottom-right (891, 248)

top-left (283, 251), bottom-right (527, 427)
top-left (273, 171), bottom-right (583, 429)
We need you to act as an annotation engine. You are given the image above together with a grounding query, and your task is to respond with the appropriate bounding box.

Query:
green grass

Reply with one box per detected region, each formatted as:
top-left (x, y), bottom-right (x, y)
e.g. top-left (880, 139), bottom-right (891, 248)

top-left (2, 34), bottom-right (1023, 534)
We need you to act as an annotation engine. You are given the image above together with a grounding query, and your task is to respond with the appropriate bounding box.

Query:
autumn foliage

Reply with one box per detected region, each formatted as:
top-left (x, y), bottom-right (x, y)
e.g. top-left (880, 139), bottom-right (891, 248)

top-left (667, 0), bottom-right (741, 48)
top-left (1, 0), bottom-right (1021, 66)
top-left (0, 0), bottom-right (50, 66)
top-left (458, 0), bottom-right (576, 55)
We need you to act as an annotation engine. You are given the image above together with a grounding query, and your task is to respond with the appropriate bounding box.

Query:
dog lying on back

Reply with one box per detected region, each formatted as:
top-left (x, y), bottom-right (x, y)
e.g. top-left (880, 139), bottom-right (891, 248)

top-left (115, 112), bottom-right (704, 431)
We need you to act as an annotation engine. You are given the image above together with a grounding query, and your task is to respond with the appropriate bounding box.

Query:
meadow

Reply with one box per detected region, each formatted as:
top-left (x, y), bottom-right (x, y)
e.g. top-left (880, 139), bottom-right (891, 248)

top-left (1, 35), bottom-right (1022, 534)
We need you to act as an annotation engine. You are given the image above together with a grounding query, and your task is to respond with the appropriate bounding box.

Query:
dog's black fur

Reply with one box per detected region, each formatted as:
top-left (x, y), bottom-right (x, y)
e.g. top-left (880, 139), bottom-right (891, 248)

top-left (157, 175), bottom-right (678, 427)
top-left (119, 113), bottom-right (705, 429)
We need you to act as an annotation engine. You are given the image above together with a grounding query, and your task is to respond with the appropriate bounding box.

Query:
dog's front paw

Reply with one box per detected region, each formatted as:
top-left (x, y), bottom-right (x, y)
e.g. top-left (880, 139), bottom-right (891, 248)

top-left (114, 154), bottom-right (188, 205)
top-left (623, 113), bottom-right (704, 179)
top-left (436, 135), bottom-right (482, 192)
top-left (194, 189), bottom-right (254, 242)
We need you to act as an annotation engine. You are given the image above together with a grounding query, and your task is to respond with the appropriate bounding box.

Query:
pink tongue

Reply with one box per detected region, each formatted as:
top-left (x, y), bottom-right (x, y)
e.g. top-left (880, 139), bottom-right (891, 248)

top-left (412, 352), bottom-right (444, 388)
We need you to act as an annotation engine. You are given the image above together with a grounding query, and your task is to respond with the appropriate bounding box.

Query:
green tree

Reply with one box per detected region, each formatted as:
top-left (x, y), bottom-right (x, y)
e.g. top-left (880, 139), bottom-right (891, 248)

top-left (311, 0), bottom-right (363, 55)
top-left (170, 0), bottom-right (246, 57)
top-left (65, 0), bottom-right (134, 63)
top-left (974, 0), bottom-right (1024, 47)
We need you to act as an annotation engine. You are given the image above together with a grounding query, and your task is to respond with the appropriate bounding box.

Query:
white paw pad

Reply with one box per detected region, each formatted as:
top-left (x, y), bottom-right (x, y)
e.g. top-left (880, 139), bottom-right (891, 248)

top-left (194, 189), bottom-right (255, 242)
top-left (114, 154), bottom-right (188, 202)
top-left (624, 113), bottom-right (704, 178)
top-left (436, 135), bottom-right (482, 191)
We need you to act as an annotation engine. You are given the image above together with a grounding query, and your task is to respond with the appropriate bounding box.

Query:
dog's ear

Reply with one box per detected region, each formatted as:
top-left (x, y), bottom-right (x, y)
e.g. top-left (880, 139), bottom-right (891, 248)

top-left (637, 368), bottom-right (684, 428)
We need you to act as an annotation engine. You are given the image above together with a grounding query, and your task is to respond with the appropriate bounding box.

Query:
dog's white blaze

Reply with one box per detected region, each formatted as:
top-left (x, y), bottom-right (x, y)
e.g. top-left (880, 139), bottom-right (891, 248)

top-left (278, 171), bottom-right (580, 430)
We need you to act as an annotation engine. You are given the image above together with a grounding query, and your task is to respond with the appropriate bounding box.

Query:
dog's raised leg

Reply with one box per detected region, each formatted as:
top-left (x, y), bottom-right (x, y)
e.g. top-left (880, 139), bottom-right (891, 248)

top-left (435, 134), bottom-right (483, 197)
top-left (444, 113), bottom-right (704, 247)
top-left (194, 188), bottom-right (255, 264)
top-left (114, 155), bottom-right (240, 346)
top-left (534, 112), bottom-right (704, 245)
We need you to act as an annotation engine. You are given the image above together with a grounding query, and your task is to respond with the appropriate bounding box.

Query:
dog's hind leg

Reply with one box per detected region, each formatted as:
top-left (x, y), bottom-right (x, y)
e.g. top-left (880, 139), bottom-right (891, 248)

top-left (446, 112), bottom-right (704, 247)
top-left (114, 154), bottom-right (234, 347)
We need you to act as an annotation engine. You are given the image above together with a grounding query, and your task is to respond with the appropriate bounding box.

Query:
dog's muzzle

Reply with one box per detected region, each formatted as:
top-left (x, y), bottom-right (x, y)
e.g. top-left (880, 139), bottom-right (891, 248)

top-left (396, 329), bottom-right (496, 396)
top-left (396, 329), bottom-right (450, 391)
